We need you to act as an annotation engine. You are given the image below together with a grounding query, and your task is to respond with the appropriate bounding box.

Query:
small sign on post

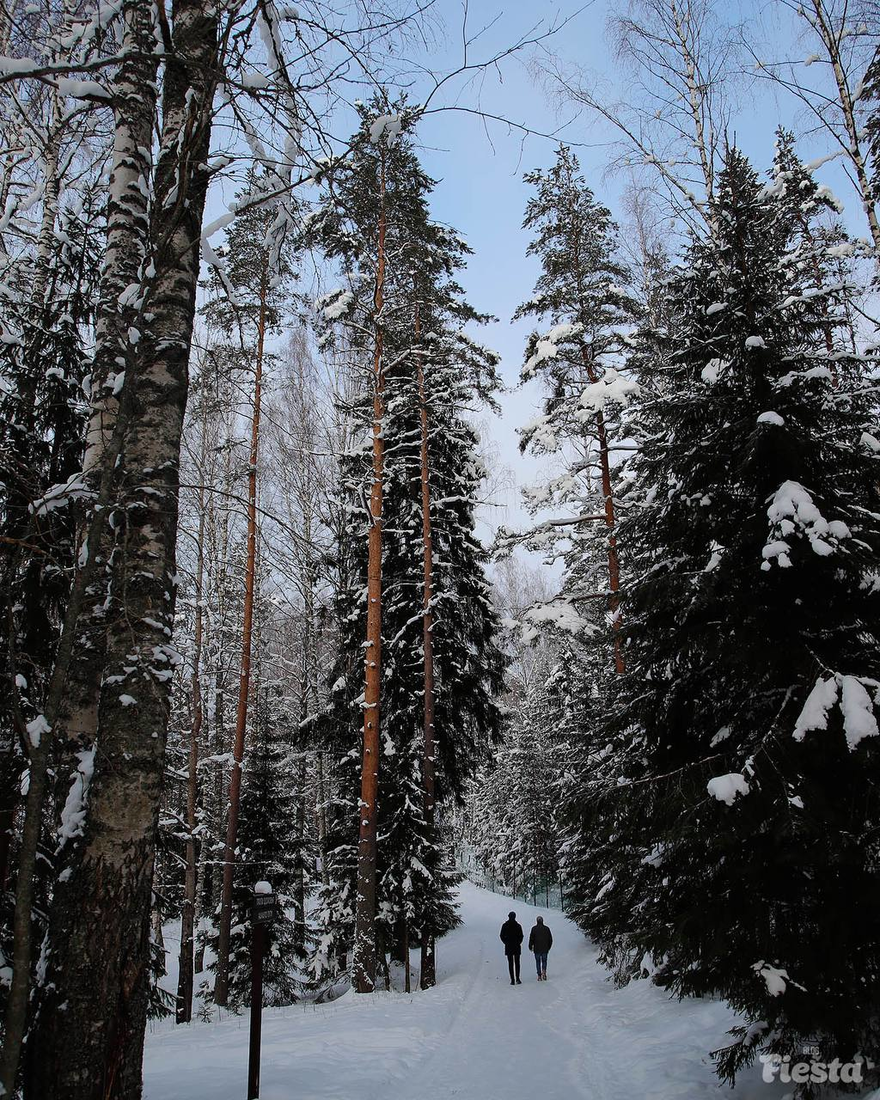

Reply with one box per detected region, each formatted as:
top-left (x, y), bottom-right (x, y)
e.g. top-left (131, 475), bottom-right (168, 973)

top-left (247, 882), bottom-right (276, 1100)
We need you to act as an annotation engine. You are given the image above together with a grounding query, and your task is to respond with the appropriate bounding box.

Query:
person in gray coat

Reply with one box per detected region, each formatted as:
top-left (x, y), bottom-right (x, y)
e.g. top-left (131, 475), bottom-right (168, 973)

top-left (528, 915), bottom-right (553, 980)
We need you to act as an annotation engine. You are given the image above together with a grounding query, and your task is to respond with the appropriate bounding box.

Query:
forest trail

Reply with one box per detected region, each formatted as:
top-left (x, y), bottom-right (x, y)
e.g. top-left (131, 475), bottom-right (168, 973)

top-left (144, 881), bottom-right (781, 1100)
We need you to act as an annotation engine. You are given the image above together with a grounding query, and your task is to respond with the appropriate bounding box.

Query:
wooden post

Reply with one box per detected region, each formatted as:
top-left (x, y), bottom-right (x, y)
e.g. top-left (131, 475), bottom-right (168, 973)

top-left (248, 885), bottom-right (276, 1100)
top-left (247, 920), bottom-right (266, 1100)
top-left (403, 920), bottom-right (410, 993)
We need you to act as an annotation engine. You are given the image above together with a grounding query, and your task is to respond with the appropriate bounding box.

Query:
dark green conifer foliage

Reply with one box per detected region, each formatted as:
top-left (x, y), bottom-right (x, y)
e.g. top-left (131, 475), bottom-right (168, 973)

top-left (211, 678), bottom-right (300, 1009)
top-left (565, 147), bottom-right (880, 1089)
top-left (0, 184), bottom-right (104, 1003)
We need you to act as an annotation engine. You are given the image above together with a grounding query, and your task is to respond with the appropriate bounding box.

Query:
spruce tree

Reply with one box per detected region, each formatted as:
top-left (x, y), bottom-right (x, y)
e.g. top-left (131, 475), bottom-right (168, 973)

top-left (0, 182), bottom-right (103, 1009)
top-left (570, 147), bottom-right (880, 1089)
top-left (213, 676), bottom-right (299, 1009)
top-left (467, 577), bottom-right (564, 904)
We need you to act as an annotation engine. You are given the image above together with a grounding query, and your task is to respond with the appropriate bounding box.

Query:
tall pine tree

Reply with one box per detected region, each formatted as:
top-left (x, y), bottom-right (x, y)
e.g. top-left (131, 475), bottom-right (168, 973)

top-left (308, 100), bottom-right (504, 989)
top-left (510, 145), bottom-right (640, 674)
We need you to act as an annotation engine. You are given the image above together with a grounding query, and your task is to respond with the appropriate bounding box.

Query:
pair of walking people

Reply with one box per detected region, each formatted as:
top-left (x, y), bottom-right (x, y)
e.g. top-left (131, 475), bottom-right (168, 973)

top-left (499, 911), bottom-right (552, 984)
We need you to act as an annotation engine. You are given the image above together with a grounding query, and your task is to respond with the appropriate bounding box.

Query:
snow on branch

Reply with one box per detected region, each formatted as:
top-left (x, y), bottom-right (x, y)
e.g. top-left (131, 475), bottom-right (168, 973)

top-left (369, 113), bottom-right (402, 146)
top-left (751, 961), bottom-right (803, 997)
top-left (576, 368), bottom-right (639, 416)
top-left (316, 288), bottom-right (354, 321)
top-left (761, 480), bottom-right (851, 568)
top-left (706, 772), bottom-right (750, 806)
top-left (793, 673), bottom-right (880, 751)
top-left (522, 322), bottom-right (583, 379)
top-left (29, 476), bottom-right (95, 516)
top-left (520, 598), bottom-right (598, 645)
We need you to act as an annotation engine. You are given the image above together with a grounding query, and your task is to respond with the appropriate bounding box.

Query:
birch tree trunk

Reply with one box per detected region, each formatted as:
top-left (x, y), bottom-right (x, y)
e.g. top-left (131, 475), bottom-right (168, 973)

top-left (294, 753), bottom-right (307, 953)
top-left (25, 0), bottom-right (219, 1093)
top-left (805, 0), bottom-right (880, 255)
top-left (58, 0), bottom-right (161, 753)
top-left (669, 0), bottom-right (715, 205)
top-left (0, 2), bottom-right (159, 1092)
top-left (316, 748), bottom-right (329, 887)
top-left (293, 549), bottom-right (315, 956)
top-left (352, 151), bottom-right (386, 995)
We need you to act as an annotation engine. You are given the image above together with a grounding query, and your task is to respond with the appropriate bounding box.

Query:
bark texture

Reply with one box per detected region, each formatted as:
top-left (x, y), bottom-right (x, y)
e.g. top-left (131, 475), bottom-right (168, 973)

top-left (25, 0), bottom-right (218, 1094)
top-left (415, 301), bottom-right (437, 989)
top-left (0, 3), bottom-right (159, 1092)
top-left (352, 154), bottom-right (386, 995)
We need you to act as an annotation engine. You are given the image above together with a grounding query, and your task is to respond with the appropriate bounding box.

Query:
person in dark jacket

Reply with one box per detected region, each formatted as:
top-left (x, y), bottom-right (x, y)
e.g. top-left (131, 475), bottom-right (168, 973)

top-left (528, 915), bottom-right (553, 980)
top-left (499, 911), bottom-right (524, 985)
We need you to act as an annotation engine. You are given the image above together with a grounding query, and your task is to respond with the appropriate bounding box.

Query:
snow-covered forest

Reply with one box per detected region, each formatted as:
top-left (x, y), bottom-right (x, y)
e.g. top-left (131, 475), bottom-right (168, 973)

top-left (1, 0), bottom-right (879, 1097)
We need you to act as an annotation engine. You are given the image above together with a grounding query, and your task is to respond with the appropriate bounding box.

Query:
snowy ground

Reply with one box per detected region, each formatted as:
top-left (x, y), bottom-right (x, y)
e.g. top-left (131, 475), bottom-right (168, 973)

top-left (144, 881), bottom-right (787, 1100)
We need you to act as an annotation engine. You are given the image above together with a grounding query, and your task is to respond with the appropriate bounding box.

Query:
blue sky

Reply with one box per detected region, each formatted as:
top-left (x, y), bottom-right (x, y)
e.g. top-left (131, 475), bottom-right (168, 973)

top-left (387, 0), bottom-right (872, 548)
top-left (203, 0), bottom-right (872, 572)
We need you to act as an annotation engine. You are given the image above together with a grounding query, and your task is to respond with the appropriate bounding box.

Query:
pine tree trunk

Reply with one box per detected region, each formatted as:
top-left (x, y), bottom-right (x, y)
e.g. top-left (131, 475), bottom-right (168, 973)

top-left (209, 451), bottom-right (232, 916)
top-left (352, 152), bottom-right (387, 995)
top-left (579, 342), bottom-right (625, 674)
top-left (214, 257), bottom-right (269, 1006)
top-left (415, 299), bottom-right (437, 989)
top-left (565, 174), bottom-right (626, 676)
top-left (24, 0), bottom-right (218, 1094)
top-left (176, 480), bottom-right (206, 1023)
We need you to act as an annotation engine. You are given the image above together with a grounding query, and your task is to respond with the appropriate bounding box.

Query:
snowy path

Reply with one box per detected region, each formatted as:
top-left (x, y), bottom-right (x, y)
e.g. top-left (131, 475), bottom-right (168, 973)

top-left (144, 882), bottom-right (781, 1100)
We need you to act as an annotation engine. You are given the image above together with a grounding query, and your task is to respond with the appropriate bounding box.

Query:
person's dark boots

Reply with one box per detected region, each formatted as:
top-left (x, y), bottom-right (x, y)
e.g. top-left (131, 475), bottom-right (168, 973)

top-left (516, 978), bottom-right (522, 984)
top-left (510, 978), bottom-right (515, 985)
